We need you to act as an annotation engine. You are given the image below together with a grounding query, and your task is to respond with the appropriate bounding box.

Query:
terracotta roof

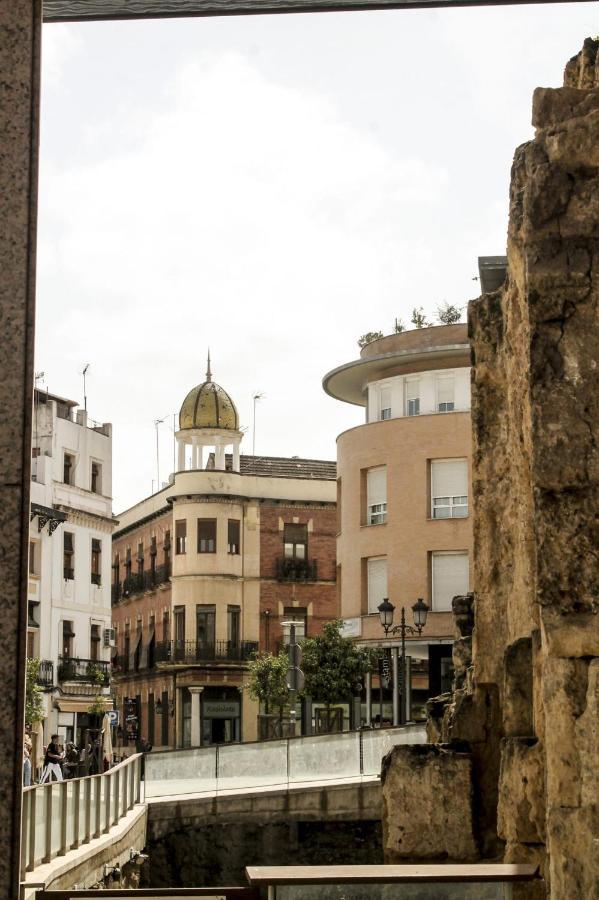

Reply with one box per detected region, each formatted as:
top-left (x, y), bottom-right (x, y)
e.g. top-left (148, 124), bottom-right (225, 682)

top-left (209, 453), bottom-right (337, 480)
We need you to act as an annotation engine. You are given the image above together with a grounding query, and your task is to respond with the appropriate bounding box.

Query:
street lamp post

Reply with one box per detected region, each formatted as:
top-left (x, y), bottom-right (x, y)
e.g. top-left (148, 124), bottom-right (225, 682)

top-left (377, 598), bottom-right (429, 725)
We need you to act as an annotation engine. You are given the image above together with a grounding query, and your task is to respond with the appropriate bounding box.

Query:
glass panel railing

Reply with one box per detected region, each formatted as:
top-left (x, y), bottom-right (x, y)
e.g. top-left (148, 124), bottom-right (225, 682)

top-left (361, 724), bottom-right (427, 776)
top-left (274, 884), bottom-right (512, 899)
top-left (289, 731), bottom-right (360, 783)
top-left (217, 739), bottom-right (288, 792)
top-left (65, 780), bottom-right (75, 848)
top-left (145, 748), bottom-right (218, 798)
top-left (33, 787), bottom-right (47, 866)
top-left (50, 784), bottom-right (62, 856)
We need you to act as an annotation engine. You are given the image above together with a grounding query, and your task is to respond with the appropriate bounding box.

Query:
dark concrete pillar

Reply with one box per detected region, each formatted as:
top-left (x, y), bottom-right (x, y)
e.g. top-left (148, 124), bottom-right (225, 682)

top-left (0, 2), bottom-right (41, 897)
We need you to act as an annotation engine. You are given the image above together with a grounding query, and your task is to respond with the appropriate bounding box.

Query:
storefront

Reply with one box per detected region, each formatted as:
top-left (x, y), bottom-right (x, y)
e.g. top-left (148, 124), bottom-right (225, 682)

top-left (202, 687), bottom-right (241, 745)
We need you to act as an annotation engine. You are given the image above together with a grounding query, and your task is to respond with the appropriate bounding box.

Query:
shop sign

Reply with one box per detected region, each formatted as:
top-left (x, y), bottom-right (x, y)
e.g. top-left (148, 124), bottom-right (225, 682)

top-left (203, 700), bottom-right (240, 719)
top-left (339, 617), bottom-right (361, 638)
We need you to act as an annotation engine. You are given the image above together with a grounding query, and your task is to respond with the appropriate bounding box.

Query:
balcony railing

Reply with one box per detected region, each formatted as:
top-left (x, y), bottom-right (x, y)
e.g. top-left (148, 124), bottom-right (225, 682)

top-left (155, 640), bottom-right (258, 665)
top-left (63, 566), bottom-right (74, 580)
top-left (36, 660), bottom-right (54, 688)
top-left (57, 657), bottom-right (110, 684)
top-left (90, 572), bottom-right (101, 586)
top-left (276, 557), bottom-right (318, 582)
top-left (112, 563), bottom-right (171, 602)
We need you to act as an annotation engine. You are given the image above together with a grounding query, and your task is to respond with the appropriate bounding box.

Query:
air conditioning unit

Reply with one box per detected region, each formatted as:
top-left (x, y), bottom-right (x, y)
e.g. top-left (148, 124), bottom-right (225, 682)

top-left (103, 627), bottom-right (116, 648)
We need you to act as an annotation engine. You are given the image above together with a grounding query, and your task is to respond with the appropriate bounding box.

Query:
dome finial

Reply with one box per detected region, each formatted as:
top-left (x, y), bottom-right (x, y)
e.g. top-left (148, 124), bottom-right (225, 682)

top-left (206, 349), bottom-right (212, 383)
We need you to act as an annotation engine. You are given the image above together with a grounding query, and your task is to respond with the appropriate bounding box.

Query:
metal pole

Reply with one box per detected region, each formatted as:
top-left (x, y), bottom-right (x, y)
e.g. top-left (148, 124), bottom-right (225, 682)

top-left (365, 672), bottom-right (372, 727)
top-left (289, 623), bottom-right (296, 738)
top-left (401, 608), bottom-right (407, 725)
top-left (156, 420), bottom-right (160, 488)
top-left (391, 646), bottom-right (400, 727)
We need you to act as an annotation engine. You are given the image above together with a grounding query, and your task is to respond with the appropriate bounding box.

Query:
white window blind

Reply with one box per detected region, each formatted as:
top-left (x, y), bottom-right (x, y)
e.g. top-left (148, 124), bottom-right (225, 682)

top-left (405, 379), bottom-right (420, 416)
top-left (432, 552), bottom-right (469, 611)
top-left (436, 374), bottom-right (455, 412)
top-left (367, 467), bottom-right (387, 524)
top-left (431, 459), bottom-right (468, 518)
top-left (367, 557), bottom-right (388, 613)
top-left (380, 387), bottom-right (392, 420)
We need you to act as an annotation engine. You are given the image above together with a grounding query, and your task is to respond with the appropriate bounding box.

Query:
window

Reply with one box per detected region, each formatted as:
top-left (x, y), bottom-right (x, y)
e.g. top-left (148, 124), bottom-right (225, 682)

top-left (62, 620), bottom-right (75, 658)
top-left (91, 538), bottom-right (102, 584)
top-left (366, 467), bottom-right (387, 525)
top-left (63, 532), bottom-right (74, 580)
top-left (90, 623), bottom-right (100, 661)
top-left (431, 551), bottom-right (469, 611)
top-left (162, 610), bottom-right (170, 643)
top-left (405, 378), bottom-right (420, 416)
top-left (150, 536), bottom-right (157, 576)
top-left (123, 623), bottom-right (130, 672)
top-left (91, 461), bottom-right (102, 493)
top-left (125, 547), bottom-right (132, 578)
top-left (175, 520), bottom-right (187, 555)
top-left (63, 452), bottom-right (74, 485)
top-left (112, 554), bottom-right (120, 585)
top-left (29, 540), bottom-right (39, 576)
top-left (284, 523), bottom-right (307, 560)
top-left (436, 374), bottom-right (455, 413)
top-left (174, 606), bottom-right (186, 657)
top-left (367, 557), bottom-right (388, 614)
top-left (228, 519), bottom-right (240, 554)
top-left (196, 605), bottom-right (215, 649)
top-left (164, 530), bottom-right (171, 566)
top-left (137, 541), bottom-right (144, 575)
top-left (198, 518), bottom-right (216, 553)
top-left (282, 607), bottom-right (307, 645)
top-left (380, 386), bottom-right (392, 421)
top-left (431, 459), bottom-right (468, 518)
top-left (227, 605), bottom-right (240, 649)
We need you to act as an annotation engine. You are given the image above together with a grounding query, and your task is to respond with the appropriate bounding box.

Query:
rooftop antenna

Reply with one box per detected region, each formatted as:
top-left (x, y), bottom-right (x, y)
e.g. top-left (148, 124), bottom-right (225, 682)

top-left (154, 416), bottom-right (167, 488)
top-left (252, 392), bottom-right (265, 457)
top-left (82, 364), bottom-right (90, 411)
top-left (206, 349), bottom-right (212, 383)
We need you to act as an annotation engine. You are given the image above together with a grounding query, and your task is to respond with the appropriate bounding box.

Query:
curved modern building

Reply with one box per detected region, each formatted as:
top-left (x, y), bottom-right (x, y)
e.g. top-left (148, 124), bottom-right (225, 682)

top-left (323, 324), bottom-right (473, 720)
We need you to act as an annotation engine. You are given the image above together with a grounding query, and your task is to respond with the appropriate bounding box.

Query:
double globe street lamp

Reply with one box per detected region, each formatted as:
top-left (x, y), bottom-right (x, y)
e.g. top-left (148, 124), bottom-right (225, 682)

top-left (377, 597), bottom-right (429, 725)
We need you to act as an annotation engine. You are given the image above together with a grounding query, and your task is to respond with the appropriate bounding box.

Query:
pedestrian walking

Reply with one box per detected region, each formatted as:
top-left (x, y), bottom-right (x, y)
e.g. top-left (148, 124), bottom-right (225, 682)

top-left (23, 725), bottom-right (33, 786)
top-left (40, 734), bottom-right (64, 783)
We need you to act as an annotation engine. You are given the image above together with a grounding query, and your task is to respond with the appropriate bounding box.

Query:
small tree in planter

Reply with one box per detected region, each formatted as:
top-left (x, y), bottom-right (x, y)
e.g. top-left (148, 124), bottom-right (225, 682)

top-left (410, 307), bottom-right (431, 329)
top-left (301, 621), bottom-right (373, 733)
top-left (358, 331), bottom-right (384, 348)
top-left (25, 658), bottom-right (44, 727)
top-left (436, 301), bottom-right (463, 325)
top-left (247, 650), bottom-right (289, 738)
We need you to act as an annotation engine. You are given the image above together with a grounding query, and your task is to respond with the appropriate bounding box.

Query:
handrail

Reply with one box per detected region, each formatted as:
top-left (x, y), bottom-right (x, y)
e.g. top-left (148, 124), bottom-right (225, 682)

top-left (21, 753), bottom-right (143, 879)
top-left (245, 864), bottom-right (540, 884)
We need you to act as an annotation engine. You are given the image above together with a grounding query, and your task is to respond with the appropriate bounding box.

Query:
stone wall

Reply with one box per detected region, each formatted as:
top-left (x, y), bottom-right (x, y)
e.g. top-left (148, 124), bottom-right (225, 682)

top-left (383, 38), bottom-right (599, 900)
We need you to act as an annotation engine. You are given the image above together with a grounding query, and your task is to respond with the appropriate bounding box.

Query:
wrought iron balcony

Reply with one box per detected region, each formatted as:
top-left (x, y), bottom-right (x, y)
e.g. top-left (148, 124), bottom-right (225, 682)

top-left (276, 557), bottom-right (318, 582)
top-left (63, 566), bottom-right (74, 580)
top-left (155, 639), bottom-right (258, 665)
top-left (36, 659), bottom-right (54, 688)
top-left (112, 563), bottom-right (171, 602)
top-left (57, 657), bottom-right (110, 684)
top-left (91, 572), bottom-right (101, 586)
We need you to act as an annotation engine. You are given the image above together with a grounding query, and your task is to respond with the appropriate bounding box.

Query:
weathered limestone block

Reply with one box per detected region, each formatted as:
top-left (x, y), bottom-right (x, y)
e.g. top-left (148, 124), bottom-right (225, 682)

top-left (503, 638), bottom-right (533, 737)
top-left (381, 744), bottom-right (478, 862)
top-left (498, 738), bottom-right (546, 844)
top-left (504, 843), bottom-right (547, 900)
top-left (542, 657), bottom-right (589, 810)
top-left (546, 805), bottom-right (599, 900)
top-left (563, 36), bottom-right (599, 88)
top-left (575, 658), bottom-right (599, 808)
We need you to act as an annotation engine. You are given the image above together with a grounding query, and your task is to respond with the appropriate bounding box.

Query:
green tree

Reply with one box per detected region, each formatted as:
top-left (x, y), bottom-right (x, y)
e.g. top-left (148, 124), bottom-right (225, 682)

top-left (357, 331), bottom-right (384, 348)
top-left (437, 301), bottom-right (463, 325)
top-left (301, 621), bottom-right (373, 729)
top-left (247, 650), bottom-right (289, 716)
top-left (25, 658), bottom-right (44, 726)
top-left (393, 318), bottom-right (406, 333)
top-left (410, 307), bottom-right (430, 329)
top-left (87, 664), bottom-right (108, 719)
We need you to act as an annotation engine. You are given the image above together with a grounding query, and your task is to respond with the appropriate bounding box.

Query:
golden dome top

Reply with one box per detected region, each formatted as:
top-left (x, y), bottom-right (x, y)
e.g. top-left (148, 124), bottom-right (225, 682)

top-left (179, 354), bottom-right (239, 432)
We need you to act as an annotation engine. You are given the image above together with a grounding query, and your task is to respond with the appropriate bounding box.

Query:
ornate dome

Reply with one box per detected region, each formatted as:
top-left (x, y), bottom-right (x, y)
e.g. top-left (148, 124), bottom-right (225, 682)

top-left (179, 354), bottom-right (239, 432)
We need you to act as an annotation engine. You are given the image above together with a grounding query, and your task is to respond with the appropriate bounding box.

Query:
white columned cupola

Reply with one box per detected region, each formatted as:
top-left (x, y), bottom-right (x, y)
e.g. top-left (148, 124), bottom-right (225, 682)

top-left (175, 352), bottom-right (243, 473)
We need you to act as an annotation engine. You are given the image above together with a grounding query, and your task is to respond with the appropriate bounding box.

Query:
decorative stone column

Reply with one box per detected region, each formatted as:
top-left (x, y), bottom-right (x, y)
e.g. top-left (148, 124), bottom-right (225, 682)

top-left (189, 686), bottom-right (204, 747)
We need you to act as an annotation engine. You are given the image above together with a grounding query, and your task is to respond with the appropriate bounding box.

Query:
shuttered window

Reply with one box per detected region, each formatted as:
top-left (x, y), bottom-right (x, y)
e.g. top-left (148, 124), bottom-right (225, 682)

top-left (431, 459), bottom-right (468, 518)
top-left (367, 467), bottom-right (387, 525)
top-left (198, 519), bottom-right (217, 553)
top-left (405, 378), bottom-right (420, 416)
top-left (175, 520), bottom-right (186, 555)
top-left (432, 552), bottom-right (469, 611)
top-left (436, 374), bottom-right (455, 412)
top-left (367, 557), bottom-right (388, 614)
top-left (380, 386), bottom-right (392, 420)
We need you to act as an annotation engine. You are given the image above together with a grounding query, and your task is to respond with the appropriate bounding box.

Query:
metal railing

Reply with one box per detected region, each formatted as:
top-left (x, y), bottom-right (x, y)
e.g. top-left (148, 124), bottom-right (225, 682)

top-left (57, 657), bottom-right (110, 684)
top-left (155, 639), bottom-right (258, 664)
top-left (275, 557), bottom-right (318, 581)
top-left (145, 724), bottom-right (426, 798)
top-left (20, 753), bottom-right (142, 878)
top-left (36, 660), bottom-right (54, 688)
top-left (112, 563), bottom-right (171, 601)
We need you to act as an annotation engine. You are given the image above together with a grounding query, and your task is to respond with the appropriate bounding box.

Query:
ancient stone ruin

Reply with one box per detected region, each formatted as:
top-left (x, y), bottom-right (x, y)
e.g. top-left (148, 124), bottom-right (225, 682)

top-left (382, 38), bottom-right (599, 900)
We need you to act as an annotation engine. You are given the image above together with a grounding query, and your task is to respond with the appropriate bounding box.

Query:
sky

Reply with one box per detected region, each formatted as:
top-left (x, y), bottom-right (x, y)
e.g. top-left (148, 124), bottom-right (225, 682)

top-left (36, 2), bottom-right (599, 512)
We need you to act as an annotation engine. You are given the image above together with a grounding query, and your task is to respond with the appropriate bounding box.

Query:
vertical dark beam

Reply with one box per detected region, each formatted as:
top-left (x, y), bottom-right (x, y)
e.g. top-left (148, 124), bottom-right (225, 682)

top-left (0, 2), bottom-right (41, 898)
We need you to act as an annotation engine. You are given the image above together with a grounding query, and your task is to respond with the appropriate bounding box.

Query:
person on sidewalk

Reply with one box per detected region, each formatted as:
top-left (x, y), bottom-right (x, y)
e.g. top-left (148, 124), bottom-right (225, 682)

top-left (23, 725), bottom-right (33, 786)
top-left (40, 734), bottom-right (64, 783)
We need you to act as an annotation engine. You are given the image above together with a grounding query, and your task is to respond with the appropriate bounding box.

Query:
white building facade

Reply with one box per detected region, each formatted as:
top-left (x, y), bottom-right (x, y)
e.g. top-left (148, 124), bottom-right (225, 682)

top-left (28, 389), bottom-right (114, 747)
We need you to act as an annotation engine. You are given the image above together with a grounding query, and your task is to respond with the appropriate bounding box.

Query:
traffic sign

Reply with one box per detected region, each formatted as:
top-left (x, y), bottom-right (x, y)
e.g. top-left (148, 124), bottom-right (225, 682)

top-left (107, 710), bottom-right (119, 727)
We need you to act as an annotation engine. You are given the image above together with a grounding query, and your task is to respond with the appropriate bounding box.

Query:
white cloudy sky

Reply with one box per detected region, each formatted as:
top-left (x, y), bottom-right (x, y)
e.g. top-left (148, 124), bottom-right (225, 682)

top-left (37, 2), bottom-right (598, 512)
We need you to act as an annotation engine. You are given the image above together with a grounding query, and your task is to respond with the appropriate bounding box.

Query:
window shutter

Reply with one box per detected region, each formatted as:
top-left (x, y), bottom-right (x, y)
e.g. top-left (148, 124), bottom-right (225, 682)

top-left (436, 375), bottom-right (455, 405)
top-left (432, 552), bottom-right (469, 611)
top-left (367, 558), bottom-right (388, 613)
top-left (380, 387), bottom-right (392, 414)
top-left (431, 459), bottom-right (468, 499)
top-left (367, 467), bottom-right (387, 508)
top-left (406, 379), bottom-right (419, 400)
